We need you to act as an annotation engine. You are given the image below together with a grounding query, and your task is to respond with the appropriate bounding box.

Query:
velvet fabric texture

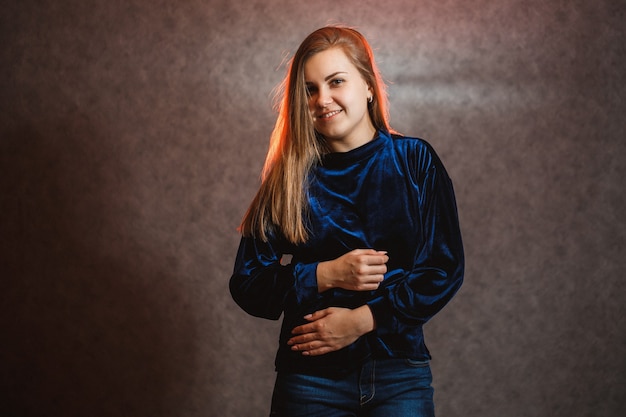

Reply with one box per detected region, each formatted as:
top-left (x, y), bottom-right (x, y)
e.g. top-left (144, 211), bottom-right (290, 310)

top-left (230, 130), bottom-right (464, 375)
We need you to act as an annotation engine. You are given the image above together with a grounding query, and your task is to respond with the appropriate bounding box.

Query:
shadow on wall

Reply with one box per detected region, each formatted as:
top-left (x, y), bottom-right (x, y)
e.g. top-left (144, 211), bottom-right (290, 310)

top-left (0, 115), bottom-right (201, 416)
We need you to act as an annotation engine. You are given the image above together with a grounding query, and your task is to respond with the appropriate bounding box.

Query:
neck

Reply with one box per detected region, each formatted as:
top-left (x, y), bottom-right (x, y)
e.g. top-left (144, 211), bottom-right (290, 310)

top-left (327, 124), bottom-right (377, 153)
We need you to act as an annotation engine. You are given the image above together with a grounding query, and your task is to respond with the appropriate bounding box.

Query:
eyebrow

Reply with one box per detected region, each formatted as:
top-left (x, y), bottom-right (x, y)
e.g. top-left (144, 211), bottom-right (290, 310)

top-left (305, 71), bottom-right (349, 85)
top-left (324, 71), bottom-right (348, 81)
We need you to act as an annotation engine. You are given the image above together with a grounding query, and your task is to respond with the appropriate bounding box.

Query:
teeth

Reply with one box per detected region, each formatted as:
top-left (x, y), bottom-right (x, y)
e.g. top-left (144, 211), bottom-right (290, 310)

top-left (320, 110), bottom-right (341, 118)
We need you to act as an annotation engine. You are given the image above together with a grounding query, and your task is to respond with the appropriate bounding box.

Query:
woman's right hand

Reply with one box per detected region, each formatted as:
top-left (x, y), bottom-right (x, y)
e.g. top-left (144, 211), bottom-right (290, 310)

top-left (316, 249), bottom-right (389, 292)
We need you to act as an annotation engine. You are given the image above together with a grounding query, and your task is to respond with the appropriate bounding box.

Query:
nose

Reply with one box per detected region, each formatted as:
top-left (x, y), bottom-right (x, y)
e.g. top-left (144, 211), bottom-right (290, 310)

top-left (315, 87), bottom-right (332, 108)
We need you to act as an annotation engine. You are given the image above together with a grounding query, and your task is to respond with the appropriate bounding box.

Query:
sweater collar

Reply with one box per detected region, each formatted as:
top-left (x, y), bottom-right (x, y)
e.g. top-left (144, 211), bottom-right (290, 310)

top-left (321, 130), bottom-right (389, 168)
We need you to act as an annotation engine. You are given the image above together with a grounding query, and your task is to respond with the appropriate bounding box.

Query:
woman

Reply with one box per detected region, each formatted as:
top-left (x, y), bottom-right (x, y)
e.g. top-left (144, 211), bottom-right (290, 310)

top-left (230, 25), bottom-right (464, 417)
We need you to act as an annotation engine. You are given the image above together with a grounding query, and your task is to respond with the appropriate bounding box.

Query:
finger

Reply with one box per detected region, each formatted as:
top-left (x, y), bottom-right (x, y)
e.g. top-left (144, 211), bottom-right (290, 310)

top-left (365, 254), bottom-right (389, 265)
top-left (290, 322), bottom-right (316, 335)
top-left (287, 334), bottom-right (312, 347)
top-left (301, 346), bottom-right (334, 356)
top-left (303, 308), bottom-right (332, 321)
top-left (357, 283), bottom-right (383, 291)
top-left (358, 266), bottom-right (386, 281)
top-left (358, 277), bottom-right (386, 291)
top-left (291, 311), bottom-right (330, 334)
top-left (364, 264), bottom-right (387, 275)
top-left (352, 248), bottom-right (379, 255)
top-left (301, 341), bottom-right (346, 356)
top-left (290, 340), bottom-right (322, 353)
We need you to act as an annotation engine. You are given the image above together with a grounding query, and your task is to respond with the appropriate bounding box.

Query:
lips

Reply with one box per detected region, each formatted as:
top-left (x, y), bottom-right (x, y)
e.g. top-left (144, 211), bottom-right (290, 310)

top-left (317, 109), bottom-right (342, 119)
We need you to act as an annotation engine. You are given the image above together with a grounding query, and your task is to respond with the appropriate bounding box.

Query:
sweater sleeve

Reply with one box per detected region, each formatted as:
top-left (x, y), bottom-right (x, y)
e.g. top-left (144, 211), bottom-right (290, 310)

top-left (366, 144), bottom-right (464, 337)
top-left (229, 236), bottom-right (321, 320)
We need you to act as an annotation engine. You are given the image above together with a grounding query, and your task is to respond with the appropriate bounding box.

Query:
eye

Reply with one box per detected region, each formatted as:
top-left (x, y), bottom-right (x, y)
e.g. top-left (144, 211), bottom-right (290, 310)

top-left (305, 84), bottom-right (318, 96)
top-left (330, 78), bottom-right (344, 87)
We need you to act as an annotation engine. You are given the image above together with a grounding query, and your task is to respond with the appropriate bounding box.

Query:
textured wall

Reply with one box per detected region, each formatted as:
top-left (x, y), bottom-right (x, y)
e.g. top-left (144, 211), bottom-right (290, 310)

top-left (1, 0), bottom-right (624, 416)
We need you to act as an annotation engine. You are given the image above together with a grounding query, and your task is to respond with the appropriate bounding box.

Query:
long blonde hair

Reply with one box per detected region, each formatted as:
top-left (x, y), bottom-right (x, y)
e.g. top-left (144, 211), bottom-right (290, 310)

top-left (239, 26), bottom-right (392, 244)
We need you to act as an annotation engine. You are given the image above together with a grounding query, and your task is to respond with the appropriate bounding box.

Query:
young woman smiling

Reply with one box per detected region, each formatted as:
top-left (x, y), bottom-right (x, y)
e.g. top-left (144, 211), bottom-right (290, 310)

top-left (230, 26), bottom-right (464, 417)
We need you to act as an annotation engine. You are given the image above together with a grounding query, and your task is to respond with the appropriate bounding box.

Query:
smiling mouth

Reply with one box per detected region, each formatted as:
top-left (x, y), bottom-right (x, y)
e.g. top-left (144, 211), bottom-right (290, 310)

top-left (317, 109), bottom-right (342, 119)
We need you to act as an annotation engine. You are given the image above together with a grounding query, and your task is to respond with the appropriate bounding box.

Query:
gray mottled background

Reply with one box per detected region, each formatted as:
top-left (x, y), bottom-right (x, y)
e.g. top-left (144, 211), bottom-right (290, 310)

top-left (1, 0), bottom-right (624, 416)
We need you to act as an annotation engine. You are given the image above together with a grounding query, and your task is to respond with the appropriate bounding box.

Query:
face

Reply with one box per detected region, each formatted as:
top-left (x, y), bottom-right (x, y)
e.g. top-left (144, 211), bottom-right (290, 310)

top-left (304, 47), bottom-right (375, 152)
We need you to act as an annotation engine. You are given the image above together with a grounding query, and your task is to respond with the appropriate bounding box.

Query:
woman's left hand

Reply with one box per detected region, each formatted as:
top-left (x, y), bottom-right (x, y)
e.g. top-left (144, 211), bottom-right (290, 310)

top-left (287, 305), bottom-right (375, 356)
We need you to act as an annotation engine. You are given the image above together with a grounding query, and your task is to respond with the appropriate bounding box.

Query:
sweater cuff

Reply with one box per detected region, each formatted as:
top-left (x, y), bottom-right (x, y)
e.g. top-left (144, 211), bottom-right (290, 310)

top-left (367, 295), bottom-right (397, 337)
top-left (293, 262), bottom-right (321, 304)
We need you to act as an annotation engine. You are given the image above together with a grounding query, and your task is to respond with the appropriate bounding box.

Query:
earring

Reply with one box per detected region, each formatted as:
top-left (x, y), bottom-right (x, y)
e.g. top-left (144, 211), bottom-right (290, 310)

top-left (368, 96), bottom-right (373, 103)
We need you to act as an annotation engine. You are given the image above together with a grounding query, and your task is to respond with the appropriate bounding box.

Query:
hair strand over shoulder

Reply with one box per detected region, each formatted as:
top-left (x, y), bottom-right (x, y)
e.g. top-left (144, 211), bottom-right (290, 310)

top-left (239, 25), bottom-right (392, 244)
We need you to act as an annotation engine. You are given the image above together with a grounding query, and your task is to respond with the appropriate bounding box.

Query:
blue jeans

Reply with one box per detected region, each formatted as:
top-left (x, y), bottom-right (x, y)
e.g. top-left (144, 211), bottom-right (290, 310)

top-left (269, 358), bottom-right (435, 417)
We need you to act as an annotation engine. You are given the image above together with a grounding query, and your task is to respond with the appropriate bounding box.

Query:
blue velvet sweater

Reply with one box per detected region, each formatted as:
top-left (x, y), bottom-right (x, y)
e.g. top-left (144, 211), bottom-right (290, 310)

top-left (230, 130), bottom-right (464, 375)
